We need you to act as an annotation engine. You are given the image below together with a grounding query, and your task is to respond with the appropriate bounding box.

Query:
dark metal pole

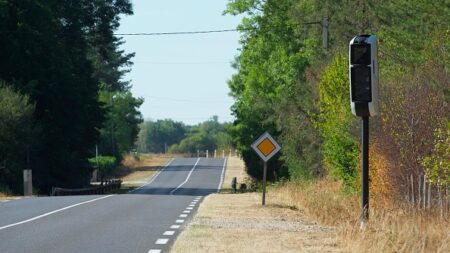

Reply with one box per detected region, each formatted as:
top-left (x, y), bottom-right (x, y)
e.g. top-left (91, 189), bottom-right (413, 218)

top-left (262, 161), bottom-right (267, 205)
top-left (361, 116), bottom-right (369, 222)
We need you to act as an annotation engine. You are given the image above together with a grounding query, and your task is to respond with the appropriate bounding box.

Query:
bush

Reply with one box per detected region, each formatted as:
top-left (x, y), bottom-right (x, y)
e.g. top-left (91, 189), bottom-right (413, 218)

top-left (88, 156), bottom-right (117, 178)
top-left (315, 55), bottom-right (359, 189)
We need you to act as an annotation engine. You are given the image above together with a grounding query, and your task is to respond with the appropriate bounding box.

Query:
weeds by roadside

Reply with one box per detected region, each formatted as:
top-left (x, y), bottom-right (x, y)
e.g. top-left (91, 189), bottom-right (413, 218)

top-left (271, 179), bottom-right (449, 253)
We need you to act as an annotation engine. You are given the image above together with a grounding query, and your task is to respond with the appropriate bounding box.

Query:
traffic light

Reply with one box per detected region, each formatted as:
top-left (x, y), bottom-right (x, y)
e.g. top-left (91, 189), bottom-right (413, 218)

top-left (349, 35), bottom-right (379, 117)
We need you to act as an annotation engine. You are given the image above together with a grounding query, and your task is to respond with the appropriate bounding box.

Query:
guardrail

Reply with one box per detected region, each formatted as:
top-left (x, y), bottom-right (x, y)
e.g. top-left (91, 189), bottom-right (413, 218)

top-left (51, 179), bottom-right (122, 196)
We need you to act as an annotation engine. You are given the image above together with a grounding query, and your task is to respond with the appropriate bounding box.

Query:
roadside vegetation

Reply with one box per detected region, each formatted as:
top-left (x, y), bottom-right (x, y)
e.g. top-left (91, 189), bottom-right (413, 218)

top-left (222, 0), bottom-right (449, 252)
top-left (0, 1), bottom-right (142, 195)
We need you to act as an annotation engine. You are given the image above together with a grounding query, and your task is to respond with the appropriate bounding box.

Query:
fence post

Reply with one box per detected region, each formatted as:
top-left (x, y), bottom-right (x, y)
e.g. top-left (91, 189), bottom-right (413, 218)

top-left (410, 174), bottom-right (415, 206)
top-left (423, 174), bottom-right (426, 209)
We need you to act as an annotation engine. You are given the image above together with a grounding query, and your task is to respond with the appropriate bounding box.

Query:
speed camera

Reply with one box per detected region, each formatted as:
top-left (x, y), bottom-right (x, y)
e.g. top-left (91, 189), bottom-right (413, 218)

top-left (349, 35), bottom-right (379, 117)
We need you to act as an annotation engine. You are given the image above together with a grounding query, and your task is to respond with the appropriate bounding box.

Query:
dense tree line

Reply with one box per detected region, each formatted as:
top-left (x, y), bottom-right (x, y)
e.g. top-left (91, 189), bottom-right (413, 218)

top-left (226, 0), bottom-right (449, 197)
top-left (137, 116), bottom-right (233, 155)
top-left (0, 0), bottom-right (142, 193)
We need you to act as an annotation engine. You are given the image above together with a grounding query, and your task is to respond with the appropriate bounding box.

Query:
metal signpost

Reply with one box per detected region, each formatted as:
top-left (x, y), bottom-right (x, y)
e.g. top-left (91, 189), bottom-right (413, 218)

top-left (251, 132), bottom-right (281, 206)
top-left (349, 35), bottom-right (379, 225)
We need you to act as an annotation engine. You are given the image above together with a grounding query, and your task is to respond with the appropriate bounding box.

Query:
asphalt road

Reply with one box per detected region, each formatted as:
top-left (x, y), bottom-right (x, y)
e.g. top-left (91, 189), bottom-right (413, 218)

top-left (0, 157), bottom-right (226, 253)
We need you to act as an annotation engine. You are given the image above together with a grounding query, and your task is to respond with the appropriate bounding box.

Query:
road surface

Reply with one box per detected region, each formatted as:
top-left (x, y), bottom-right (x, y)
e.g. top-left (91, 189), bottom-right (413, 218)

top-left (0, 157), bottom-right (226, 253)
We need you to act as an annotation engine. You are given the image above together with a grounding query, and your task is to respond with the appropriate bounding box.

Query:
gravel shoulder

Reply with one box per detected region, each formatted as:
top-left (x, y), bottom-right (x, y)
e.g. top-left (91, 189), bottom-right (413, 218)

top-left (170, 157), bottom-right (343, 253)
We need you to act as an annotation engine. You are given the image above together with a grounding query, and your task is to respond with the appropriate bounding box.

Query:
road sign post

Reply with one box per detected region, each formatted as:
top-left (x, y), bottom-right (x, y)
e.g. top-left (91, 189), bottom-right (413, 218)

top-left (349, 35), bottom-right (379, 225)
top-left (262, 161), bottom-right (267, 205)
top-left (251, 132), bottom-right (281, 206)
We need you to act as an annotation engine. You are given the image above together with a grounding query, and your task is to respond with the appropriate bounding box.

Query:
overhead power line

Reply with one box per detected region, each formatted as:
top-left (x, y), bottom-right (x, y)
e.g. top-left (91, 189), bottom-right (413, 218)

top-left (114, 29), bottom-right (239, 36)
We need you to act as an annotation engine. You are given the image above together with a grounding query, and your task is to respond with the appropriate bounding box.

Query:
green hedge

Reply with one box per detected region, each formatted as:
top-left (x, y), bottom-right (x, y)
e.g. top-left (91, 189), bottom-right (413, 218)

top-left (88, 156), bottom-right (117, 177)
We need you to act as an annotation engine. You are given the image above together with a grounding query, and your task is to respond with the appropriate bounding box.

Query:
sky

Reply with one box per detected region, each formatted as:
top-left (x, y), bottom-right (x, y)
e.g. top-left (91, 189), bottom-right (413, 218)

top-left (117, 0), bottom-right (243, 125)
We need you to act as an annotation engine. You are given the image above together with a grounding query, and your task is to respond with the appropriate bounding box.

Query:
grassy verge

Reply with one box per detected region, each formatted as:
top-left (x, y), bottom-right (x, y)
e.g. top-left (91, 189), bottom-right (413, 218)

top-left (170, 157), bottom-right (342, 253)
top-left (272, 180), bottom-right (450, 253)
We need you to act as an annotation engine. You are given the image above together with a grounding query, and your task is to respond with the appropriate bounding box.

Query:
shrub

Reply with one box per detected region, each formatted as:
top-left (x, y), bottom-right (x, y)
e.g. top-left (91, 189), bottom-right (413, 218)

top-left (315, 55), bottom-right (359, 189)
top-left (88, 156), bottom-right (117, 178)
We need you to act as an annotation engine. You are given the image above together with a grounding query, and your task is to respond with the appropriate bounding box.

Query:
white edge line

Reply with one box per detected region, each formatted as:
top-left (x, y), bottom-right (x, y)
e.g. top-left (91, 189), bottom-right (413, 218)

top-left (129, 158), bottom-right (175, 193)
top-left (217, 157), bottom-right (228, 192)
top-left (155, 238), bottom-right (169, 245)
top-left (0, 195), bottom-right (113, 231)
top-left (169, 158), bottom-right (200, 195)
top-left (163, 230), bottom-right (175, 236)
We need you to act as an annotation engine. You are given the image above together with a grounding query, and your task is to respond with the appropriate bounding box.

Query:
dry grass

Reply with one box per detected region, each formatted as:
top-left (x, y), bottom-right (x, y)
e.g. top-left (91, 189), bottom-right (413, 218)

top-left (113, 153), bottom-right (172, 188)
top-left (272, 180), bottom-right (450, 253)
top-left (171, 193), bottom-right (342, 253)
top-left (0, 192), bottom-right (8, 200)
top-left (170, 157), bottom-right (342, 253)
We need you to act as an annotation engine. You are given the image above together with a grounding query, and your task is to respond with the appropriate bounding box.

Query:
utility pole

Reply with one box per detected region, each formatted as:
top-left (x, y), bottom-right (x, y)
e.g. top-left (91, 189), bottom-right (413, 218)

top-left (322, 16), bottom-right (329, 49)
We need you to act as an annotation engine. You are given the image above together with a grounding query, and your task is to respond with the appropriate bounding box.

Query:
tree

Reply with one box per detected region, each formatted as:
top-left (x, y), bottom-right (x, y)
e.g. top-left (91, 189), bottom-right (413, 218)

top-left (0, 0), bottom-right (134, 192)
top-left (99, 90), bottom-right (143, 157)
top-left (137, 119), bottom-right (187, 153)
top-left (0, 84), bottom-right (35, 192)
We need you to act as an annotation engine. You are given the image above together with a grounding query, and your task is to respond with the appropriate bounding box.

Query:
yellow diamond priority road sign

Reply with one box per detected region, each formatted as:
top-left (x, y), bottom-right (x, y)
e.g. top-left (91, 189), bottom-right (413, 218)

top-left (251, 132), bottom-right (281, 162)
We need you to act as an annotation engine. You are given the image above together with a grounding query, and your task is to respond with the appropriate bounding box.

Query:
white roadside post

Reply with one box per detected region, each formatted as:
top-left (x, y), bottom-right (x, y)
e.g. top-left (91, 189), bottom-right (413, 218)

top-left (251, 132), bottom-right (281, 206)
top-left (197, 150), bottom-right (200, 158)
top-left (222, 150), bottom-right (225, 158)
top-left (23, 169), bottom-right (32, 196)
top-left (214, 149), bottom-right (217, 158)
top-left (206, 150), bottom-right (209, 158)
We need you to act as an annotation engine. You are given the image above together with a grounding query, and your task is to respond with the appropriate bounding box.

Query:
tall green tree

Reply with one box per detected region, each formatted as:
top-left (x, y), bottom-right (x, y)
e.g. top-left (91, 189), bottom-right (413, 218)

top-left (0, 0), bottom-right (134, 192)
top-left (137, 119), bottom-right (187, 153)
top-left (0, 84), bottom-right (35, 192)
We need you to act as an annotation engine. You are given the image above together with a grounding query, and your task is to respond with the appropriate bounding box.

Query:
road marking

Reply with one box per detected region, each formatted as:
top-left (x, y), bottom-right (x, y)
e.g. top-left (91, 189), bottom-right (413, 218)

top-left (148, 250), bottom-right (161, 253)
top-left (186, 207), bottom-right (193, 210)
top-left (0, 195), bottom-right (113, 231)
top-left (163, 230), bottom-right (175, 236)
top-left (169, 158), bottom-right (200, 195)
top-left (155, 238), bottom-right (169, 245)
top-left (217, 158), bottom-right (228, 192)
top-left (190, 202), bottom-right (197, 204)
top-left (175, 219), bottom-right (184, 223)
top-left (183, 210), bottom-right (191, 213)
top-left (129, 158), bottom-right (175, 193)
top-left (189, 204), bottom-right (195, 207)
top-left (179, 214), bottom-right (188, 218)
top-left (171, 225), bottom-right (180, 229)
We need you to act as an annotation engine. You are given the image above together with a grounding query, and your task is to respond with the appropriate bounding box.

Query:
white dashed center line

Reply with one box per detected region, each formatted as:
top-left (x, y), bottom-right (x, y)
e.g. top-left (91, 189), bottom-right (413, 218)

top-left (179, 214), bottom-right (188, 218)
top-left (171, 225), bottom-right (180, 229)
top-left (175, 219), bottom-right (184, 223)
top-left (148, 250), bottom-right (161, 253)
top-left (183, 210), bottom-right (190, 213)
top-left (186, 207), bottom-right (193, 210)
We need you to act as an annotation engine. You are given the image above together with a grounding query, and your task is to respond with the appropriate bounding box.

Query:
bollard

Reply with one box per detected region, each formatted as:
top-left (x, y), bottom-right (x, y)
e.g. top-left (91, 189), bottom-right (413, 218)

top-left (23, 169), bottom-right (33, 196)
top-left (231, 177), bottom-right (237, 193)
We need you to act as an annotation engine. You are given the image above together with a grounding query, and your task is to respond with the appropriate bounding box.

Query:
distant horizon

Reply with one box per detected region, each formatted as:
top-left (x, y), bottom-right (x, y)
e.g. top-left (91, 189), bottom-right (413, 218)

top-left (141, 115), bottom-right (233, 125)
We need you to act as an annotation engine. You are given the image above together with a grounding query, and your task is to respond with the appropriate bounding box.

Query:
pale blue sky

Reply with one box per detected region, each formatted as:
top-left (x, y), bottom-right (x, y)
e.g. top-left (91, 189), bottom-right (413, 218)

top-left (117, 0), bottom-right (242, 125)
